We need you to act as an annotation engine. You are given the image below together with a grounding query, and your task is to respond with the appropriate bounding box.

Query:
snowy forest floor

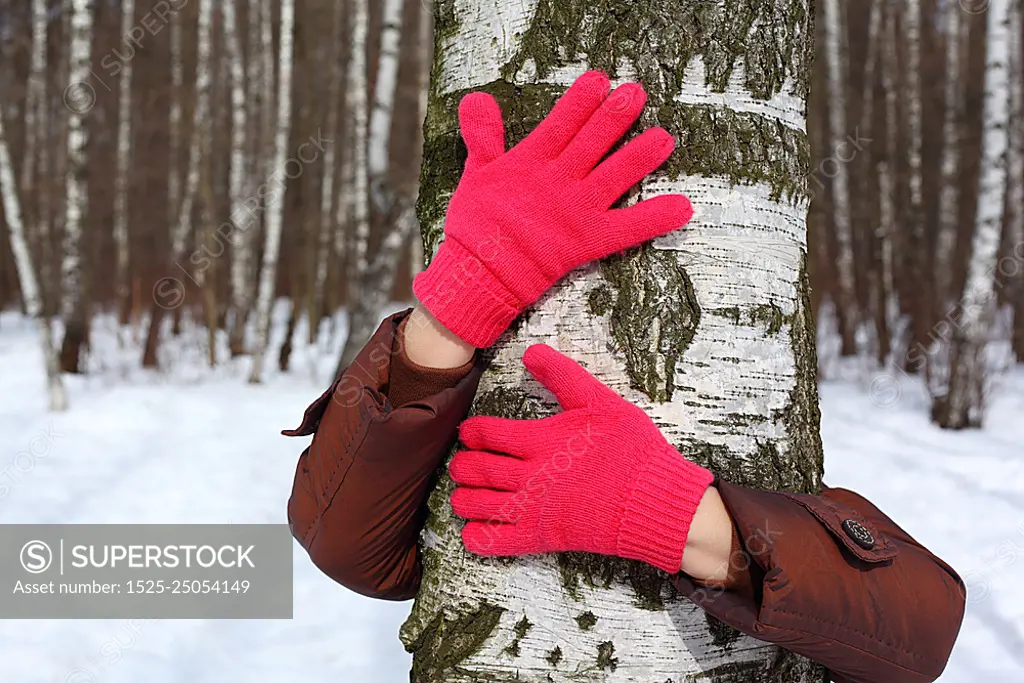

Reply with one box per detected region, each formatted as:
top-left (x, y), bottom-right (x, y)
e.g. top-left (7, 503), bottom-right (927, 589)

top-left (0, 304), bottom-right (1022, 682)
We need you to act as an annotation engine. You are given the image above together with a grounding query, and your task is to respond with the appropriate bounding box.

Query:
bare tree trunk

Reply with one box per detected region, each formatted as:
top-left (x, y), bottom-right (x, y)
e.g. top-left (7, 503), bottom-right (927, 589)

top-left (337, 0), bottom-right (371, 370)
top-left (933, 0), bottom-right (1013, 429)
top-left (0, 108), bottom-right (67, 411)
top-left (113, 0), bottom-right (136, 324)
top-left (1008, 3), bottom-right (1024, 361)
top-left (310, 0), bottom-right (346, 344)
top-left (401, 2), bottom-right (825, 680)
top-left (248, 0), bottom-right (295, 384)
top-left (24, 0), bottom-right (51, 311)
top-left (336, 0), bottom-right (409, 373)
top-left (58, 0), bottom-right (95, 374)
top-left (936, 3), bottom-right (965, 306)
top-left (823, 0), bottom-right (858, 356)
top-left (223, 0), bottom-right (253, 356)
top-left (143, 0), bottom-right (214, 368)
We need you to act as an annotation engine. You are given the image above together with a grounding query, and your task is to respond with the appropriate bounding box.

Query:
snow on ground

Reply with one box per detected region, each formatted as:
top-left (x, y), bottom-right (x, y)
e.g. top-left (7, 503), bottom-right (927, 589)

top-left (0, 306), bottom-right (1022, 682)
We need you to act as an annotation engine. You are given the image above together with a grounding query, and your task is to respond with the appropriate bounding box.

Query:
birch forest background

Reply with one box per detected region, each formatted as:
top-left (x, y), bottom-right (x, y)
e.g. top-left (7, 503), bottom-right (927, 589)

top-left (0, 0), bottom-right (1022, 425)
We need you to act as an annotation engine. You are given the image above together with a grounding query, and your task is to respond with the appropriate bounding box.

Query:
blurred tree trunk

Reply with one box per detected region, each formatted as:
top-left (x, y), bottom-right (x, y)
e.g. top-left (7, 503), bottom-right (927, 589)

top-left (144, 0), bottom-right (214, 368)
top-left (249, 0), bottom-right (295, 384)
top-left (933, 0), bottom-right (1012, 429)
top-left (1, 107), bottom-right (67, 411)
top-left (58, 0), bottom-right (94, 374)
top-left (113, 0), bottom-right (135, 325)
top-left (400, 2), bottom-right (826, 681)
top-left (823, 0), bottom-right (858, 356)
top-left (1008, 4), bottom-right (1024, 362)
top-left (223, 0), bottom-right (254, 357)
top-left (336, 0), bottom-right (419, 375)
top-left (936, 3), bottom-right (965, 307)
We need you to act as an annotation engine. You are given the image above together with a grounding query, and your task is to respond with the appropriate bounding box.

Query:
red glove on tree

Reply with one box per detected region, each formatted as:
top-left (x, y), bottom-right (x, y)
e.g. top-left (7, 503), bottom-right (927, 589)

top-left (449, 344), bottom-right (715, 574)
top-left (414, 71), bottom-right (694, 348)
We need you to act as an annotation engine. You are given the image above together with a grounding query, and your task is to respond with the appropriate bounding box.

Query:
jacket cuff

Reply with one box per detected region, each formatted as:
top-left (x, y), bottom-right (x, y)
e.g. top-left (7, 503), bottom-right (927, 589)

top-left (389, 316), bottom-right (477, 408)
top-left (413, 238), bottom-right (521, 348)
top-left (616, 444), bottom-right (715, 574)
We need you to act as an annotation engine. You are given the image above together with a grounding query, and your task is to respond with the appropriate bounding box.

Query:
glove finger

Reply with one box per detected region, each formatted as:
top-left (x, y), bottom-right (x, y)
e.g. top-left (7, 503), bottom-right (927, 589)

top-left (451, 487), bottom-right (523, 524)
top-left (449, 451), bottom-right (527, 491)
top-left (584, 127), bottom-right (676, 207)
top-left (459, 415), bottom-right (538, 454)
top-left (558, 82), bottom-right (648, 178)
top-left (598, 194), bottom-right (693, 255)
top-left (522, 344), bottom-right (612, 409)
top-left (517, 71), bottom-right (610, 159)
top-left (462, 521), bottom-right (531, 556)
top-left (459, 92), bottom-right (506, 170)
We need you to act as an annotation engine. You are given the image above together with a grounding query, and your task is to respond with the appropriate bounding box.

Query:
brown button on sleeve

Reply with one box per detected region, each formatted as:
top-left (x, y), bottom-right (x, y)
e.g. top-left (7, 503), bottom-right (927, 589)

top-left (673, 480), bottom-right (965, 683)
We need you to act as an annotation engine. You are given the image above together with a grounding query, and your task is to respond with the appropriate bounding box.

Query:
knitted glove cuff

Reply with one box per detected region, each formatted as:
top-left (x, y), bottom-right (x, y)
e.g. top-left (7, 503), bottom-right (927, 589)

top-left (616, 443), bottom-right (715, 574)
top-left (413, 238), bottom-right (522, 348)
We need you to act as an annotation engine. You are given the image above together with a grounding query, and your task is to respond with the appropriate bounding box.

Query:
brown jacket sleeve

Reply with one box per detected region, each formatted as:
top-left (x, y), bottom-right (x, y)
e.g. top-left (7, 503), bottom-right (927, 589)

top-left (283, 310), bottom-right (482, 600)
top-left (674, 479), bottom-right (966, 683)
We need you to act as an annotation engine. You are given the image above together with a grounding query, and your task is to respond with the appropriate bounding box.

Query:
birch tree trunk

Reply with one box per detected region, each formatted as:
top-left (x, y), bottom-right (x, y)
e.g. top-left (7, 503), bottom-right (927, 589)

top-left (337, 0), bottom-right (414, 373)
top-left (336, 0), bottom-right (372, 370)
top-left (823, 0), bottom-right (858, 356)
top-left (401, 2), bottom-right (824, 680)
top-left (113, 0), bottom-right (136, 323)
top-left (935, 3), bottom-right (964, 305)
top-left (58, 0), bottom-right (95, 374)
top-left (1008, 4), bottom-right (1024, 361)
top-left (248, 0), bottom-right (295, 384)
top-left (168, 9), bottom-right (184, 243)
top-left (932, 0), bottom-right (1013, 429)
top-left (24, 0), bottom-right (50, 310)
top-left (223, 0), bottom-right (253, 356)
top-left (0, 108), bottom-right (67, 411)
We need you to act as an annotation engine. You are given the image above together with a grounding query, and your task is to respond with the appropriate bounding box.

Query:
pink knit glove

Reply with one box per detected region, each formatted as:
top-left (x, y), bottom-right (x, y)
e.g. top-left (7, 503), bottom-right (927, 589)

top-left (449, 345), bottom-right (715, 573)
top-left (413, 71), bottom-right (693, 348)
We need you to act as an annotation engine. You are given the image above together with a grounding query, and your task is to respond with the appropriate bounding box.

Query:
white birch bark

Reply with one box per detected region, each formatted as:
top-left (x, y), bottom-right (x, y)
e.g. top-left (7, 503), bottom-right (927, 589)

top-left (823, 0), bottom-right (858, 352)
top-left (401, 2), bottom-right (822, 680)
top-left (368, 0), bottom-right (406, 212)
top-left (21, 0), bottom-right (48, 198)
top-left (60, 0), bottom-right (94, 358)
top-left (345, 0), bottom-right (371, 295)
top-left (260, 0), bottom-right (276, 187)
top-left (337, 0), bottom-right (412, 371)
top-left (170, 0), bottom-right (213, 260)
top-left (0, 109), bottom-right (67, 411)
top-left (880, 2), bottom-right (901, 341)
top-left (248, 0), bottom-right (295, 384)
top-left (223, 0), bottom-right (253, 351)
top-left (113, 0), bottom-right (135, 314)
top-left (936, 4), bottom-right (965, 302)
top-left (936, 0), bottom-right (1013, 428)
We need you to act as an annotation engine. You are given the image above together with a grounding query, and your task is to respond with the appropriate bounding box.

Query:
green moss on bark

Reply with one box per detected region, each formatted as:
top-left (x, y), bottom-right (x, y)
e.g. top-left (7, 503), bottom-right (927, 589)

top-left (502, 0), bottom-right (812, 102)
top-left (597, 245), bottom-right (701, 403)
top-left (406, 602), bottom-right (505, 682)
top-left (546, 646), bottom-right (564, 666)
top-left (557, 552), bottom-right (674, 610)
top-left (706, 614), bottom-right (743, 651)
top-left (596, 641), bottom-right (619, 672)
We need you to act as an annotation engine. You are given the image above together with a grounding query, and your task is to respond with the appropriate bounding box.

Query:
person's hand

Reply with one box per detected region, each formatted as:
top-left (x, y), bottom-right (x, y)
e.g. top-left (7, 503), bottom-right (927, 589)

top-left (413, 71), bottom-right (693, 348)
top-left (448, 345), bottom-right (714, 573)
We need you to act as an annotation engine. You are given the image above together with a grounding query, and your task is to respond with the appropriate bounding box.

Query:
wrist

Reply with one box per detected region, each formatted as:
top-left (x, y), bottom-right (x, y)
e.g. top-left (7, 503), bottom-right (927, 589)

top-left (402, 305), bottom-right (476, 369)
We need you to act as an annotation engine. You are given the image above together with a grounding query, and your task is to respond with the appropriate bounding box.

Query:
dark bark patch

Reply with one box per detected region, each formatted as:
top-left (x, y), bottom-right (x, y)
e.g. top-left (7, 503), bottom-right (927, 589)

top-left (406, 601), bottom-right (505, 681)
top-left (598, 245), bottom-right (701, 403)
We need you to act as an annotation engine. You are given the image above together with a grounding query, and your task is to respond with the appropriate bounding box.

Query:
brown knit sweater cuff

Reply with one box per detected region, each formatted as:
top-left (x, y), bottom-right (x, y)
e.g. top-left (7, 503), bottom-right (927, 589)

top-left (388, 316), bottom-right (476, 408)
